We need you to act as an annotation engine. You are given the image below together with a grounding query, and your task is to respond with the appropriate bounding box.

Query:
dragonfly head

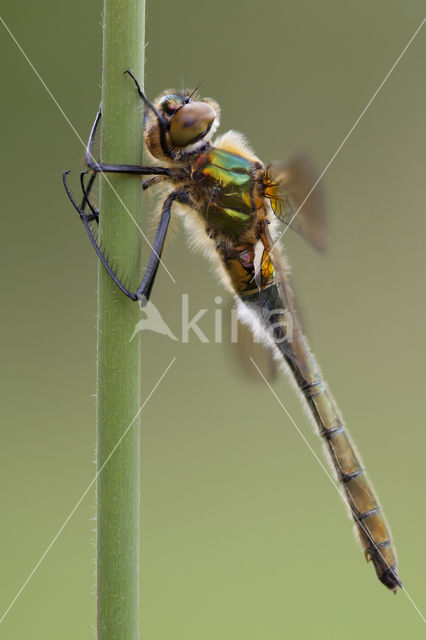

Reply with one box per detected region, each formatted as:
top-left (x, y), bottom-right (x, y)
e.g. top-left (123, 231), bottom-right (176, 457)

top-left (144, 89), bottom-right (220, 161)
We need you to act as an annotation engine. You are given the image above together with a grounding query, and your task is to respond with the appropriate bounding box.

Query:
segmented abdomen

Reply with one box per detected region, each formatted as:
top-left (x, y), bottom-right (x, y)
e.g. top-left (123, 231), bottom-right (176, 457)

top-left (286, 331), bottom-right (400, 591)
top-left (220, 238), bottom-right (400, 591)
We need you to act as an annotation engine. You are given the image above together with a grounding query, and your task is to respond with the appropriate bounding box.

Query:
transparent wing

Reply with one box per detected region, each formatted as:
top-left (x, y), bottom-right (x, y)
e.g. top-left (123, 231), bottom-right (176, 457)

top-left (264, 154), bottom-right (327, 251)
top-left (223, 298), bottom-right (277, 383)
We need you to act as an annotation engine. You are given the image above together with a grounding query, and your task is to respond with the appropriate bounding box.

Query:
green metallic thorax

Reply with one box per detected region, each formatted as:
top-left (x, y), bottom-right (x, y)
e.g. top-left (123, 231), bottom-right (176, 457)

top-left (192, 147), bottom-right (257, 236)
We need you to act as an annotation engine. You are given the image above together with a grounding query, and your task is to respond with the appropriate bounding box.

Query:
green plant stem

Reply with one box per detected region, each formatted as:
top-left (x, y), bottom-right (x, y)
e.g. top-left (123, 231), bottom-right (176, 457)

top-left (97, 1), bottom-right (145, 638)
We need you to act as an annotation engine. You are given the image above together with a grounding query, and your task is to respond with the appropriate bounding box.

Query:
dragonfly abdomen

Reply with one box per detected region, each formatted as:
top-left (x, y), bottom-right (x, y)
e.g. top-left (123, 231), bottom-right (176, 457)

top-left (301, 379), bottom-right (400, 590)
top-left (227, 243), bottom-right (401, 591)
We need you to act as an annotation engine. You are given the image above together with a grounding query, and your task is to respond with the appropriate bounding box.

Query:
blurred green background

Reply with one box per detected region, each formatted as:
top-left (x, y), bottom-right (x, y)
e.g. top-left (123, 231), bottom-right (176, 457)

top-left (1, 1), bottom-right (425, 638)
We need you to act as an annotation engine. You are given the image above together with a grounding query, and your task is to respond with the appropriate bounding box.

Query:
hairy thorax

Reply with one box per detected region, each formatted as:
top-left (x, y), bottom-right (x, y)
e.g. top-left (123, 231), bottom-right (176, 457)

top-left (165, 131), bottom-right (269, 247)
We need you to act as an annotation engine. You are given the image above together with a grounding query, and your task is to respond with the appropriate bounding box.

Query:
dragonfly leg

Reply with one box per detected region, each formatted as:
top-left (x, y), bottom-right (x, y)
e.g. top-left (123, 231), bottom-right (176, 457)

top-left (80, 171), bottom-right (99, 223)
top-left (78, 171), bottom-right (160, 226)
top-left (63, 170), bottom-right (137, 299)
top-left (124, 69), bottom-right (172, 159)
top-left (63, 171), bottom-right (187, 301)
top-left (135, 189), bottom-right (189, 304)
top-left (84, 104), bottom-right (173, 177)
top-left (142, 176), bottom-right (163, 191)
top-left (79, 172), bottom-right (184, 301)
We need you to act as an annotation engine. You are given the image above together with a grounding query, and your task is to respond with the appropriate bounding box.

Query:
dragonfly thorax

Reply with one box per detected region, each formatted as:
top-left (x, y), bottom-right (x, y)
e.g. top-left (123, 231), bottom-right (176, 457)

top-left (188, 146), bottom-right (264, 239)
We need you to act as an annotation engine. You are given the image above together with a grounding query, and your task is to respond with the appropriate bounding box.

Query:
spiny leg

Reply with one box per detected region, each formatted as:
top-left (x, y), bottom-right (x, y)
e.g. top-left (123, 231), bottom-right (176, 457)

top-left (143, 176), bottom-right (162, 191)
top-left (136, 189), bottom-right (189, 304)
top-left (79, 170), bottom-right (160, 225)
top-left (78, 169), bottom-right (161, 231)
top-left (80, 171), bottom-right (98, 222)
top-left (64, 172), bottom-right (187, 302)
top-left (63, 170), bottom-right (138, 299)
top-left (63, 162), bottom-right (167, 300)
top-left (84, 103), bottom-right (173, 177)
top-left (124, 69), bottom-right (172, 159)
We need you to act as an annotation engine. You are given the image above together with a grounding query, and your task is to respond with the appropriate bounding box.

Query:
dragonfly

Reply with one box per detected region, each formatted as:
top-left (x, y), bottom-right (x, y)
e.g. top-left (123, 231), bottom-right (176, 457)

top-left (63, 70), bottom-right (401, 592)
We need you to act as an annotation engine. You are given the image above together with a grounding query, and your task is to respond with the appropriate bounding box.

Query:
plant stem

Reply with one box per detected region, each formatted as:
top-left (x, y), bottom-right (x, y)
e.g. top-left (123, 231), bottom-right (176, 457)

top-left (97, 1), bottom-right (145, 639)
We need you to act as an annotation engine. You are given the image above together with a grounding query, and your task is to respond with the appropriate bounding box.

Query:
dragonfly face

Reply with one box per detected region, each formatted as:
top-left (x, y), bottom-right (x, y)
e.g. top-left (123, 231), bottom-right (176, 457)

top-left (63, 71), bottom-right (400, 592)
top-left (144, 89), bottom-right (220, 162)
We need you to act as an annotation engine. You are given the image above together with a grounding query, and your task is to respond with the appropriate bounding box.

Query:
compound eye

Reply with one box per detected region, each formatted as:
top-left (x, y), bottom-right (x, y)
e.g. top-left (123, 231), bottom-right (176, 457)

top-left (169, 101), bottom-right (216, 147)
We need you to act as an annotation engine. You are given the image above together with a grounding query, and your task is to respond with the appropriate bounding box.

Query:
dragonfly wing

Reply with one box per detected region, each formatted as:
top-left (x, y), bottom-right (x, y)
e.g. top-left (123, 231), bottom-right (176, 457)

top-left (264, 154), bottom-right (327, 251)
top-left (224, 298), bottom-right (277, 382)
